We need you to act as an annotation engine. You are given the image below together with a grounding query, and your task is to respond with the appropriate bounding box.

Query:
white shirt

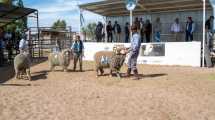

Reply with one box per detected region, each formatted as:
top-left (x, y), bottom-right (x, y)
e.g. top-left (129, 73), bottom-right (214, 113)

top-left (19, 39), bottom-right (28, 50)
top-left (171, 23), bottom-right (181, 33)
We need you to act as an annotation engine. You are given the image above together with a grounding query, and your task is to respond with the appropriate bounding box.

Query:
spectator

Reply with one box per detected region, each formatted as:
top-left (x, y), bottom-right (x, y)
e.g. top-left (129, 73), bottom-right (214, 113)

top-left (153, 17), bottom-right (162, 42)
top-left (185, 17), bottom-right (195, 42)
top-left (126, 25), bottom-right (141, 80)
top-left (140, 18), bottom-right (145, 42)
top-left (144, 19), bottom-right (152, 43)
top-left (4, 30), bottom-right (13, 62)
top-left (205, 16), bottom-right (214, 50)
top-left (19, 34), bottom-right (29, 54)
top-left (125, 22), bottom-right (130, 43)
top-left (0, 28), bottom-right (4, 66)
top-left (71, 35), bottom-right (84, 72)
top-left (171, 18), bottom-right (182, 42)
top-left (113, 21), bottom-right (121, 42)
top-left (106, 21), bottom-right (113, 42)
top-left (95, 22), bottom-right (103, 42)
top-left (134, 17), bottom-right (140, 31)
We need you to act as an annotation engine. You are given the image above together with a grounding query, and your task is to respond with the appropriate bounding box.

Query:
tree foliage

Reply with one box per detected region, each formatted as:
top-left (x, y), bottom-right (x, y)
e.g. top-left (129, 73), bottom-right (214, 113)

top-left (81, 22), bottom-right (97, 40)
top-left (1, 0), bottom-right (27, 33)
top-left (52, 19), bottom-right (67, 30)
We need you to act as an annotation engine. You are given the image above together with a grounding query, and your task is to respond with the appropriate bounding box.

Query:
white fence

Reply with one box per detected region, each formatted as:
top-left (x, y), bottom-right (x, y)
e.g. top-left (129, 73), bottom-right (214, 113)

top-left (83, 42), bottom-right (201, 67)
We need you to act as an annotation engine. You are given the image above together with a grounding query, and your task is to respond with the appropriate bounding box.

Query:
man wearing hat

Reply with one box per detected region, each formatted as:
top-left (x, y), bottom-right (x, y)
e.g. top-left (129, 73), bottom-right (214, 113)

top-left (126, 25), bottom-right (141, 80)
top-left (185, 17), bottom-right (195, 42)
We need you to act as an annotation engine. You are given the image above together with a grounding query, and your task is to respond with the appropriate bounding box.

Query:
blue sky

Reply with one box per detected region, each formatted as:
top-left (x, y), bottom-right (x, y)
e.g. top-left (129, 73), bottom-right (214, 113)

top-left (23, 0), bottom-right (104, 31)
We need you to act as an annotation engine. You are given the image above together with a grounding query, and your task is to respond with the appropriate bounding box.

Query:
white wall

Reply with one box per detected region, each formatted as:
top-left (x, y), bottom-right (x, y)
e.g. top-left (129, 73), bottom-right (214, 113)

top-left (83, 42), bottom-right (201, 67)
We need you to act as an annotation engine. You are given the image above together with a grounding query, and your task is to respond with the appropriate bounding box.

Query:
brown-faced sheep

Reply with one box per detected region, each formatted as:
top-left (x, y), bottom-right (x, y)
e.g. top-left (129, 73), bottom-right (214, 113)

top-left (94, 46), bottom-right (128, 78)
top-left (48, 49), bottom-right (72, 72)
top-left (14, 53), bottom-right (31, 80)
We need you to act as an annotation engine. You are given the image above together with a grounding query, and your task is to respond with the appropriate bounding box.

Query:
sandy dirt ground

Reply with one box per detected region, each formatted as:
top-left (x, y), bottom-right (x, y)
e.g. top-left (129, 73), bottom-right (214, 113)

top-left (0, 60), bottom-right (215, 120)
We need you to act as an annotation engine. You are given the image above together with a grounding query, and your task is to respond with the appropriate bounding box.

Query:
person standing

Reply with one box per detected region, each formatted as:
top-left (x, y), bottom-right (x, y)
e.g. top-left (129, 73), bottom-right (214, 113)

top-left (153, 17), bottom-right (162, 42)
top-left (71, 35), bottom-right (84, 72)
top-left (134, 17), bottom-right (140, 31)
top-left (205, 16), bottom-right (214, 50)
top-left (0, 28), bottom-right (4, 66)
top-left (140, 18), bottom-right (145, 42)
top-left (185, 17), bottom-right (195, 42)
top-left (126, 25), bottom-right (141, 80)
top-left (95, 22), bottom-right (103, 42)
top-left (171, 18), bottom-right (182, 42)
top-left (144, 19), bottom-right (152, 43)
top-left (113, 21), bottom-right (121, 42)
top-left (125, 22), bottom-right (130, 43)
top-left (106, 21), bottom-right (113, 42)
top-left (19, 34), bottom-right (29, 54)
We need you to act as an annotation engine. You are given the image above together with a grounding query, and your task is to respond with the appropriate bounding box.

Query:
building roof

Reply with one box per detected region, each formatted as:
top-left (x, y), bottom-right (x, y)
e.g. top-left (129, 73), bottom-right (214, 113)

top-left (0, 3), bottom-right (37, 27)
top-left (79, 0), bottom-right (212, 17)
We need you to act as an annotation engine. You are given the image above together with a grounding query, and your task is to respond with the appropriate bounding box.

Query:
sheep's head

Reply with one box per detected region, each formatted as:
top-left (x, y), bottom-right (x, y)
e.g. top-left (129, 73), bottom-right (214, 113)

top-left (113, 45), bottom-right (128, 55)
top-left (61, 49), bottom-right (71, 66)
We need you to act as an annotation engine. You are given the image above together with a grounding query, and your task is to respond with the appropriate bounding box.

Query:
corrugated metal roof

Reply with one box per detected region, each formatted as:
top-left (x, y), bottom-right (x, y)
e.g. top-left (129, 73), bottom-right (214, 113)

top-left (79, 0), bottom-right (212, 16)
top-left (0, 3), bottom-right (37, 27)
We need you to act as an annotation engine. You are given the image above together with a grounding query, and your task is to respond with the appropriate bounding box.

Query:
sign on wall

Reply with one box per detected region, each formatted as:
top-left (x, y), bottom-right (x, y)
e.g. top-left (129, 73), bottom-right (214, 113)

top-left (140, 44), bottom-right (165, 57)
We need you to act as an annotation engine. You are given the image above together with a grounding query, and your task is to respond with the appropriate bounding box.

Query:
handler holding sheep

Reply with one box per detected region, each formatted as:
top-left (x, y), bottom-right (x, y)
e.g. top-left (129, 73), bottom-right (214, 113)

top-left (71, 35), bottom-right (84, 72)
top-left (126, 25), bottom-right (141, 80)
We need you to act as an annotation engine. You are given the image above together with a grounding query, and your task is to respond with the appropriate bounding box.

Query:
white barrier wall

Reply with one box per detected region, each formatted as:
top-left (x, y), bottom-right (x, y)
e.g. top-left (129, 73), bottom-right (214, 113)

top-left (83, 42), bottom-right (201, 67)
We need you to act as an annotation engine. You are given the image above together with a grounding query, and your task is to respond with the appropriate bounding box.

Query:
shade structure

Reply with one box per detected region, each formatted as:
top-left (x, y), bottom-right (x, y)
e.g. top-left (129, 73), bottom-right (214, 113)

top-left (79, 0), bottom-right (212, 17)
top-left (0, 3), bottom-right (37, 27)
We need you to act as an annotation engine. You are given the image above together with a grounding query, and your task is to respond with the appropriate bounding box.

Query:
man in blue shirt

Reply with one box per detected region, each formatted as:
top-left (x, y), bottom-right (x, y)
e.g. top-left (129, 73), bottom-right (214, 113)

top-left (71, 35), bottom-right (84, 71)
top-left (126, 25), bottom-right (141, 80)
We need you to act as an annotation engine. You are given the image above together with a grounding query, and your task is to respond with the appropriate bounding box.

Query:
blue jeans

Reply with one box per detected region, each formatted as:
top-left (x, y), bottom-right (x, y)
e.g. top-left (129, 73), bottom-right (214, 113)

top-left (127, 52), bottom-right (139, 70)
top-left (154, 32), bottom-right (161, 42)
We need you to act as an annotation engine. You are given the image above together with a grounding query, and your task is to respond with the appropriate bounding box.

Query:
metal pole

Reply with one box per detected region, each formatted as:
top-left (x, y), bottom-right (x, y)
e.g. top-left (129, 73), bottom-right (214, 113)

top-left (202, 0), bottom-right (206, 67)
top-left (130, 10), bottom-right (133, 41)
top-left (36, 10), bottom-right (40, 58)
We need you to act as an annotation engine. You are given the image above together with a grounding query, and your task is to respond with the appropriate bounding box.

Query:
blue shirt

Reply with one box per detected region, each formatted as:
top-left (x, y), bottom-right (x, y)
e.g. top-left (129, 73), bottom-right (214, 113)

top-left (131, 33), bottom-right (141, 53)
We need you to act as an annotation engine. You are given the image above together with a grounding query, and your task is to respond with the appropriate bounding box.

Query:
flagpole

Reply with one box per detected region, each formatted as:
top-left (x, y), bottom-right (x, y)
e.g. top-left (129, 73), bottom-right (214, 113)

top-left (202, 0), bottom-right (206, 67)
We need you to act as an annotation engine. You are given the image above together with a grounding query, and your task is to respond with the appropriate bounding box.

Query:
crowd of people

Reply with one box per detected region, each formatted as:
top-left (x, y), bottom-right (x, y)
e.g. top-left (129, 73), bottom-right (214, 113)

top-left (0, 27), bottom-right (27, 66)
top-left (95, 16), bottom-right (200, 43)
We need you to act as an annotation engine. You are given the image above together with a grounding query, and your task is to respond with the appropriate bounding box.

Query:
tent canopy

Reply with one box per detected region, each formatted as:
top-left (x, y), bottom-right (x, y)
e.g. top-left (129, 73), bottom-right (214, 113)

top-left (79, 0), bottom-right (212, 17)
top-left (0, 3), bottom-right (37, 27)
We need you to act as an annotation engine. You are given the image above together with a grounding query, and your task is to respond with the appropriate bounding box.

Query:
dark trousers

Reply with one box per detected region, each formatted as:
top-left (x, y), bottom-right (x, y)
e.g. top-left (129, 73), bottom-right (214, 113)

top-left (96, 34), bottom-right (102, 42)
top-left (145, 33), bottom-right (151, 43)
top-left (107, 33), bottom-right (113, 42)
top-left (73, 53), bottom-right (83, 71)
top-left (186, 31), bottom-right (193, 42)
top-left (125, 34), bottom-right (129, 43)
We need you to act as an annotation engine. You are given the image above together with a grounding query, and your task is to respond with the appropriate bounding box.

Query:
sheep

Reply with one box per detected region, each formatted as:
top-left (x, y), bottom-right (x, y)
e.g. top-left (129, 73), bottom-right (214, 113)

top-left (48, 49), bottom-right (72, 72)
top-left (14, 53), bottom-right (31, 80)
top-left (94, 45), bottom-right (128, 78)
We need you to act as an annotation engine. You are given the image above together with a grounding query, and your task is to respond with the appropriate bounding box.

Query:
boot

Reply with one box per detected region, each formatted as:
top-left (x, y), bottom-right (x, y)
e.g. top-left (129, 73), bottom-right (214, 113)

top-left (133, 69), bottom-right (140, 80)
top-left (125, 68), bottom-right (131, 77)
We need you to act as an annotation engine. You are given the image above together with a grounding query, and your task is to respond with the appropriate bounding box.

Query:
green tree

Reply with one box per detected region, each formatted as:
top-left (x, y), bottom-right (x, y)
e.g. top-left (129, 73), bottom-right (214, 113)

top-left (52, 19), bottom-right (67, 30)
top-left (81, 22), bottom-right (96, 41)
top-left (2, 0), bottom-right (27, 33)
top-left (0, 0), bottom-right (12, 5)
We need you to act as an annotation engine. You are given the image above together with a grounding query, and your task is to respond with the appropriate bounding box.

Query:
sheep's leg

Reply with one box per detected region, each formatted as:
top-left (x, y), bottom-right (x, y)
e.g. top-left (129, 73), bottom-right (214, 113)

top-left (63, 66), bottom-right (68, 72)
top-left (109, 69), bottom-right (113, 77)
top-left (26, 69), bottom-right (31, 81)
top-left (99, 68), bottom-right (104, 76)
top-left (96, 68), bottom-right (99, 77)
top-left (116, 71), bottom-right (121, 79)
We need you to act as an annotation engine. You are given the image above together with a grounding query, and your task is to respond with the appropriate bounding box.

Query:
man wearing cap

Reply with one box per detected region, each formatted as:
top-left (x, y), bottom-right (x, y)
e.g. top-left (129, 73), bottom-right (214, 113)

top-left (185, 17), bottom-right (195, 42)
top-left (126, 25), bottom-right (141, 80)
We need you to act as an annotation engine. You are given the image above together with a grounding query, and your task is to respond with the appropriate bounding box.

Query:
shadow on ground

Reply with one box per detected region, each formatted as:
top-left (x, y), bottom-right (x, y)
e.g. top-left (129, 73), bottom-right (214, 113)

top-left (0, 57), bottom-right (48, 84)
top-left (31, 70), bottom-right (49, 81)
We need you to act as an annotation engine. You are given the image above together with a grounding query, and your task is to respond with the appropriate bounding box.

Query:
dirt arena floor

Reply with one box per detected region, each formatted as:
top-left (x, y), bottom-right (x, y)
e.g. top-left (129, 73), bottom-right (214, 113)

top-left (0, 60), bottom-right (215, 120)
